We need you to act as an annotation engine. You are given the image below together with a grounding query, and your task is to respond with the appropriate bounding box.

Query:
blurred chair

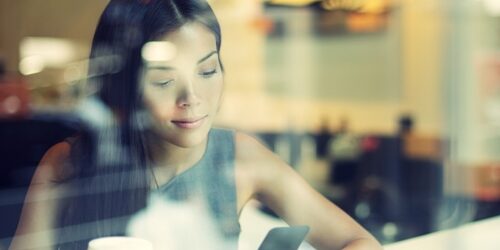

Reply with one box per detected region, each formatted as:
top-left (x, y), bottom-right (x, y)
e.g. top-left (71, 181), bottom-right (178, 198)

top-left (354, 135), bottom-right (444, 243)
top-left (400, 157), bottom-right (443, 235)
top-left (355, 136), bottom-right (402, 219)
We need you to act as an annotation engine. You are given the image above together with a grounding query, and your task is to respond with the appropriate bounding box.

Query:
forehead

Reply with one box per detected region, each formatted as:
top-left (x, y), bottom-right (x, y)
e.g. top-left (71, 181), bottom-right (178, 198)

top-left (157, 22), bottom-right (217, 58)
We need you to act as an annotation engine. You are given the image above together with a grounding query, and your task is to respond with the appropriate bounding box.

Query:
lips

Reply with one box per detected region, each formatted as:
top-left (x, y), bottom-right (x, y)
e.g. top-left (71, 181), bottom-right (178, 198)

top-left (171, 115), bottom-right (207, 129)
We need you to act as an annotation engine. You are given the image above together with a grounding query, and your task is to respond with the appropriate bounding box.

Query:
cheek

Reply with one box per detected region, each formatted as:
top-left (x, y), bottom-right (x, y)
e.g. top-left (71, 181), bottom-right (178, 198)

top-left (144, 89), bottom-right (176, 121)
top-left (202, 77), bottom-right (224, 110)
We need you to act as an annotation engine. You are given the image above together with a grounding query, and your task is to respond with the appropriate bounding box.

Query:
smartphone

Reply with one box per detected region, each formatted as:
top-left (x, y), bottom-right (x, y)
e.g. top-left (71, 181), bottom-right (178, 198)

top-left (258, 225), bottom-right (310, 250)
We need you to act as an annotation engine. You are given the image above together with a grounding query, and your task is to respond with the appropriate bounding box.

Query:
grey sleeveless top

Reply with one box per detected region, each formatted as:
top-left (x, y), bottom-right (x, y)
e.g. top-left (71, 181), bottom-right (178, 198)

top-left (59, 128), bottom-right (241, 249)
top-left (156, 128), bottom-right (241, 238)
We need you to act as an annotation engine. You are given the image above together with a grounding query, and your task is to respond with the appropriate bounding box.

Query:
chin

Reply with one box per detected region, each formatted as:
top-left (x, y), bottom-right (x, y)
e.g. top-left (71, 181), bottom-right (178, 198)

top-left (164, 127), bottom-right (210, 148)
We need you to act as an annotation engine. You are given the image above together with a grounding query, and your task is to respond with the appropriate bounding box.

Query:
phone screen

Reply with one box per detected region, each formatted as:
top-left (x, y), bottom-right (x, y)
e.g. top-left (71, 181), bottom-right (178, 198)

top-left (258, 225), bottom-right (310, 250)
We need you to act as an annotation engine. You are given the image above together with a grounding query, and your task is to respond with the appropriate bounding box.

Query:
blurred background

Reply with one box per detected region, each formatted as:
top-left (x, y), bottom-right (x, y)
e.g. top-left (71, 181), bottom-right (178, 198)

top-left (1, 0), bottom-right (500, 248)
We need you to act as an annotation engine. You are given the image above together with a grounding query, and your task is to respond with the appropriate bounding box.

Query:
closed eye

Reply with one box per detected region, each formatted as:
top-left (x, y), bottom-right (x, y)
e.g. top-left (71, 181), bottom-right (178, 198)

top-left (199, 69), bottom-right (217, 78)
top-left (152, 79), bottom-right (174, 87)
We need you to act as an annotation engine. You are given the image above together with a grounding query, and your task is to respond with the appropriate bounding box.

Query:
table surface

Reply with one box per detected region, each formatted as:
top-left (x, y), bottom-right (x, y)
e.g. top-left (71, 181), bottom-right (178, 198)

top-left (383, 215), bottom-right (500, 250)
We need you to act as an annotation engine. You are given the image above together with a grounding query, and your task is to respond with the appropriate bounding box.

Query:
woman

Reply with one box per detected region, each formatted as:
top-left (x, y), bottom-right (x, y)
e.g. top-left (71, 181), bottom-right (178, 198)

top-left (10, 0), bottom-right (382, 249)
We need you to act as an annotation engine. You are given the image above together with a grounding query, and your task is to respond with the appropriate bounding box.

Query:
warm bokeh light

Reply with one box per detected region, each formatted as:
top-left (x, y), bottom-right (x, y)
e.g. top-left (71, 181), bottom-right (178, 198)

top-left (20, 37), bottom-right (79, 68)
top-left (1, 0), bottom-right (500, 249)
top-left (141, 41), bottom-right (177, 63)
top-left (19, 55), bottom-right (45, 75)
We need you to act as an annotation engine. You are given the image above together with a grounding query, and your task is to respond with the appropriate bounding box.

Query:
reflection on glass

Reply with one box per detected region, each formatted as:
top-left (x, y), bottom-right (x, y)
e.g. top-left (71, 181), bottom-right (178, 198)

top-left (0, 0), bottom-right (499, 250)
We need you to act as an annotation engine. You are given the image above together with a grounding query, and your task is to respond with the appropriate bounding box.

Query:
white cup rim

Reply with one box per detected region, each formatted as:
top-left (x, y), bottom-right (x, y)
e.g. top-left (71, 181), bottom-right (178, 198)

top-left (88, 237), bottom-right (153, 250)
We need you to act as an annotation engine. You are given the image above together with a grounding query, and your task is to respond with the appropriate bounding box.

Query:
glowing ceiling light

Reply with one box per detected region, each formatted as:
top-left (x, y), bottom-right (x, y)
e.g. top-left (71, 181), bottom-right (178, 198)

top-left (360, 0), bottom-right (391, 14)
top-left (266, 0), bottom-right (320, 6)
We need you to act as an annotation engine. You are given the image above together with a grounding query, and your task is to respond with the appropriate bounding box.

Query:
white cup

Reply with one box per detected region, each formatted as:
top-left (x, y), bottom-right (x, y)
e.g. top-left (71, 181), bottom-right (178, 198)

top-left (88, 237), bottom-right (153, 250)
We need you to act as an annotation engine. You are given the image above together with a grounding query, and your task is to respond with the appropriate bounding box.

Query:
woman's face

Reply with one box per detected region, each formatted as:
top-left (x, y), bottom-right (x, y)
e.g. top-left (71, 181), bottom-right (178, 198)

top-left (141, 22), bottom-right (223, 148)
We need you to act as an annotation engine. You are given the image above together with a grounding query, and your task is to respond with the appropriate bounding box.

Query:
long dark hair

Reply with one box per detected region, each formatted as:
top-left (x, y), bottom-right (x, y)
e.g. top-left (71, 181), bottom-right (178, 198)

top-left (56, 0), bottom-right (222, 248)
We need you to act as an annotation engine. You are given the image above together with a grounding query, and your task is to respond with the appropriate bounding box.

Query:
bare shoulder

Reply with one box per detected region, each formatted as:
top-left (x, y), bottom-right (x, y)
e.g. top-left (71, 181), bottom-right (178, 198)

top-left (234, 131), bottom-right (273, 160)
top-left (33, 141), bottom-right (72, 184)
top-left (233, 131), bottom-right (292, 192)
top-left (234, 131), bottom-right (282, 171)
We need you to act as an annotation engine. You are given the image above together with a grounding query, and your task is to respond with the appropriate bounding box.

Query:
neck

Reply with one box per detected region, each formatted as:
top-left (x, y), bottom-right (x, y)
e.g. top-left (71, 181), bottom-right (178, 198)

top-left (165, 140), bottom-right (207, 171)
top-left (150, 136), bottom-right (208, 185)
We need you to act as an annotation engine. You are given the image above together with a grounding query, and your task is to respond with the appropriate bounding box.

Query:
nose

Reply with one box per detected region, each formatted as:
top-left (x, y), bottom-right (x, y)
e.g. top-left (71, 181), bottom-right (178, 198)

top-left (176, 81), bottom-right (201, 109)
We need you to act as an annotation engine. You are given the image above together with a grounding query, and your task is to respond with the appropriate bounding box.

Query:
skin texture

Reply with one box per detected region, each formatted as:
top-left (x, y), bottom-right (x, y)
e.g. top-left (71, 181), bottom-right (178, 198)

top-left (141, 22), bottom-right (224, 176)
top-left (10, 22), bottom-right (382, 250)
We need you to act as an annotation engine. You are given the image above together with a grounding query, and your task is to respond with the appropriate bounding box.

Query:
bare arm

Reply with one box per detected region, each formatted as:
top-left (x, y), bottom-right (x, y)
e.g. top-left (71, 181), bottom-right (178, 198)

top-left (235, 132), bottom-right (382, 250)
top-left (9, 142), bottom-right (70, 250)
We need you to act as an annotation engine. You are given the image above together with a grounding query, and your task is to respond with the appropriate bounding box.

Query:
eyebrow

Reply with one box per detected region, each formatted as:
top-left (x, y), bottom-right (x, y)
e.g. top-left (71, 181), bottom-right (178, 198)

top-left (146, 51), bottom-right (218, 71)
top-left (146, 65), bottom-right (175, 71)
top-left (197, 51), bottom-right (218, 64)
